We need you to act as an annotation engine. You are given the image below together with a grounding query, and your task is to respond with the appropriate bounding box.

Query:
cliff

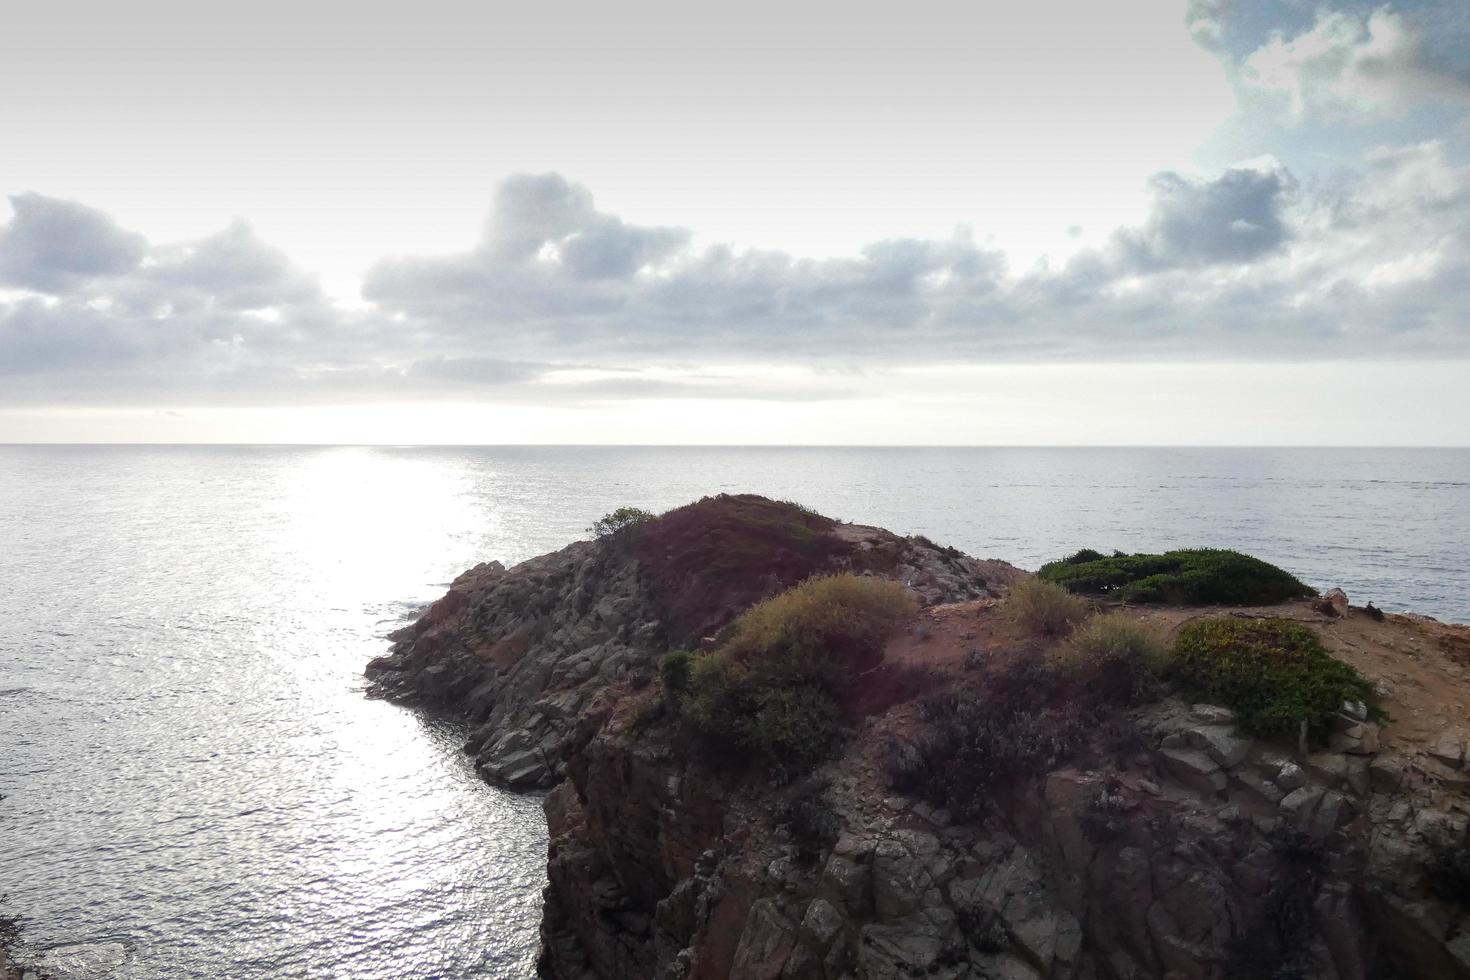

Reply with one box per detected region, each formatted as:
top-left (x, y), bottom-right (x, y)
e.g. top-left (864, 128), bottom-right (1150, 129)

top-left (366, 494), bottom-right (1020, 788)
top-left (369, 495), bottom-right (1470, 979)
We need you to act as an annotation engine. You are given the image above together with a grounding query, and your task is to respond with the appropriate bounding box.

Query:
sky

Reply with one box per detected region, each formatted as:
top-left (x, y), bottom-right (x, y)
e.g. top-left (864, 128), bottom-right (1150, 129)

top-left (2, 0), bottom-right (1469, 444)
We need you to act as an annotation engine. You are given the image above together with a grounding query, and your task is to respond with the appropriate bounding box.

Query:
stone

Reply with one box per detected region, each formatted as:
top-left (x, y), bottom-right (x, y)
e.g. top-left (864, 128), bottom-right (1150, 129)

top-left (1276, 762), bottom-right (1307, 791)
top-left (799, 898), bottom-right (845, 952)
top-left (1323, 588), bottom-right (1349, 616)
top-left (820, 855), bottom-right (869, 914)
top-left (1281, 786), bottom-right (1326, 826)
top-left (872, 840), bottom-right (935, 919)
top-left (1430, 735), bottom-right (1465, 769)
top-left (1310, 791), bottom-right (1349, 838)
top-left (1369, 756), bottom-right (1407, 792)
top-left (1344, 723), bottom-right (1380, 755)
top-left (1340, 700), bottom-right (1370, 722)
top-left (729, 899), bottom-right (798, 980)
top-left (1305, 752), bottom-right (1349, 787)
top-left (1186, 725), bottom-right (1253, 768)
top-left (1345, 756), bottom-right (1371, 796)
top-left (1156, 747), bottom-right (1227, 796)
top-left (1230, 768), bottom-right (1285, 805)
top-left (1190, 704), bottom-right (1237, 725)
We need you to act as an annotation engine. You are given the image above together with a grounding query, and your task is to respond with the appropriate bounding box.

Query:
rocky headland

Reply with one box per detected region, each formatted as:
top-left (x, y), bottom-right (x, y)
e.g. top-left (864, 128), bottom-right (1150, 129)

top-left (367, 494), bottom-right (1470, 979)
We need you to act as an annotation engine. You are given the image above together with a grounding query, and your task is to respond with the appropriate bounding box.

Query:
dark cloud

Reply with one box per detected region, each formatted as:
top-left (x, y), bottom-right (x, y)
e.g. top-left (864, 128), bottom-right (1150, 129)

top-left (0, 193), bottom-right (147, 292)
top-left (1115, 166), bottom-right (1293, 270)
top-left (4, 153), bottom-right (1470, 407)
top-left (367, 175), bottom-right (1008, 352)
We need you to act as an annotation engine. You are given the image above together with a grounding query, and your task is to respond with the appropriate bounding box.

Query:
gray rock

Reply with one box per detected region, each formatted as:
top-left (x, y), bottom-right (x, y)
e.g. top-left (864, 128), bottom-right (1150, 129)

top-left (1281, 786), bottom-right (1326, 826)
top-left (1430, 735), bottom-right (1466, 769)
top-left (800, 898), bottom-right (845, 952)
top-left (1231, 768), bottom-right (1285, 805)
top-left (1156, 747), bottom-right (1227, 796)
top-left (1186, 725), bottom-right (1253, 768)
top-left (1310, 791), bottom-right (1350, 838)
top-left (1191, 704), bottom-right (1237, 725)
top-left (1369, 756), bottom-right (1407, 792)
top-left (729, 899), bottom-right (798, 980)
top-left (1276, 762), bottom-right (1307, 791)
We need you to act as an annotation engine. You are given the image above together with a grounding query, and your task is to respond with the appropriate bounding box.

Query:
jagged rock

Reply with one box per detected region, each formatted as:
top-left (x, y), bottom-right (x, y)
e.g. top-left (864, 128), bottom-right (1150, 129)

top-left (370, 496), bottom-right (1470, 980)
top-left (1281, 786), bottom-right (1326, 825)
top-left (1156, 747), bottom-right (1227, 796)
top-left (1230, 768), bottom-right (1285, 805)
top-left (798, 899), bottom-right (845, 952)
top-left (729, 899), bottom-right (798, 980)
top-left (1370, 756), bottom-right (1408, 792)
top-left (1276, 761), bottom-right (1307, 791)
top-left (1184, 725), bottom-right (1252, 768)
top-left (1306, 752), bottom-right (1350, 787)
top-left (1430, 735), bottom-right (1466, 769)
top-left (1310, 791), bottom-right (1350, 838)
top-left (1190, 704), bottom-right (1236, 725)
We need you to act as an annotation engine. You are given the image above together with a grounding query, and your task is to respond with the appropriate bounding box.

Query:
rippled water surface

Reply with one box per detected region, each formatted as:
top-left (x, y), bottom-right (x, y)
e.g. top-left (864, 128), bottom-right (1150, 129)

top-left (2, 445), bottom-right (1468, 977)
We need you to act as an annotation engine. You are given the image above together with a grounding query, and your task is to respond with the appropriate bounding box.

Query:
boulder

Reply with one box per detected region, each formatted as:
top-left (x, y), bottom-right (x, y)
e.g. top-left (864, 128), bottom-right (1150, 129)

top-left (1156, 748), bottom-right (1227, 796)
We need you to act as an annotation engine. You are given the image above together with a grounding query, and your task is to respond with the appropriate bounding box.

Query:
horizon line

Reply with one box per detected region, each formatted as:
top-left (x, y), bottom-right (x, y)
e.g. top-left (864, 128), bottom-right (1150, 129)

top-left (3, 443), bottom-right (1469, 451)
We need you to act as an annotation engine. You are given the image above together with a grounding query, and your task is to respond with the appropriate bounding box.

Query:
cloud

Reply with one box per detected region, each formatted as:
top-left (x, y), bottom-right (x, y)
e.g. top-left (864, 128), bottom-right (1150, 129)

top-left (0, 193), bottom-right (148, 292)
top-left (140, 220), bottom-right (321, 311)
top-left (367, 174), bottom-right (1010, 355)
top-left (1114, 164), bottom-right (1294, 270)
top-left (4, 153), bottom-right (1470, 408)
top-left (1240, 5), bottom-right (1470, 121)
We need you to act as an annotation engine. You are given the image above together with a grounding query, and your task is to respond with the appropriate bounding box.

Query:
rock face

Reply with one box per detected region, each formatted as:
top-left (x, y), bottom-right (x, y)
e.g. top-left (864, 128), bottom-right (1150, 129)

top-left (368, 496), bottom-right (1470, 979)
top-left (366, 495), bottom-right (1021, 789)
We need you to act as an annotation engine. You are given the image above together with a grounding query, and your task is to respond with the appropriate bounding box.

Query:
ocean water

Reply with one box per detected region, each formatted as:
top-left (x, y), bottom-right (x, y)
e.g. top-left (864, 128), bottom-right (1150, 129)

top-left (1, 444), bottom-right (1468, 978)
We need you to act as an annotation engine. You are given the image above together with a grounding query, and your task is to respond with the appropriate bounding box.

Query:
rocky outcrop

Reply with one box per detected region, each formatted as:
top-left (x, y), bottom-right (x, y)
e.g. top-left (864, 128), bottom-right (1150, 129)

top-left (366, 495), bottom-right (1020, 789)
top-left (540, 687), bottom-right (1470, 980)
top-left (368, 496), bottom-right (1470, 978)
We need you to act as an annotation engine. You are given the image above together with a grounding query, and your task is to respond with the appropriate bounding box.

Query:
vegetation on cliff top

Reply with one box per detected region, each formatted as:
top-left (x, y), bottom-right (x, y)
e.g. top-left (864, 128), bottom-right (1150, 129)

top-left (1005, 577), bottom-right (1090, 638)
top-left (681, 574), bottom-right (917, 768)
top-left (1172, 617), bottom-right (1381, 741)
top-left (1037, 548), bottom-right (1314, 606)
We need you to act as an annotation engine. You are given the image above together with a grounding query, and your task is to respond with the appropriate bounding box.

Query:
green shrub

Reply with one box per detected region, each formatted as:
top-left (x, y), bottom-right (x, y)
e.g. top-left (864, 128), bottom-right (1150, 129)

top-left (588, 506), bottom-right (655, 538)
top-left (1049, 613), bottom-right (1168, 704)
top-left (1062, 548), bottom-right (1107, 565)
top-left (1037, 548), bottom-right (1313, 606)
top-left (683, 574), bottom-right (916, 767)
top-left (1004, 577), bottom-right (1089, 638)
top-left (1171, 618), bottom-right (1379, 741)
top-left (660, 650), bottom-right (692, 705)
top-left (890, 657), bottom-right (1093, 819)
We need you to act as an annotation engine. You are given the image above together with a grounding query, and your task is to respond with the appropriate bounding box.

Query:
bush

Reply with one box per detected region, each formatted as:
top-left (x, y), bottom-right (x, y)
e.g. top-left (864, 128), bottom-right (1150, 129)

top-left (1171, 618), bottom-right (1379, 741)
top-left (588, 506), bottom-right (655, 538)
top-left (1037, 549), bottom-right (1314, 606)
top-left (775, 777), bottom-right (841, 864)
top-left (890, 657), bottom-right (1093, 819)
top-left (683, 574), bottom-right (917, 767)
top-left (1004, 577), bottom-right (1089, 638)
top-left (1048, 613), bottom-right (1167, 705)
top-left (1426, 842), bottom-right (1470, 906)
top-left (660, 650), bottom-right (692, 705)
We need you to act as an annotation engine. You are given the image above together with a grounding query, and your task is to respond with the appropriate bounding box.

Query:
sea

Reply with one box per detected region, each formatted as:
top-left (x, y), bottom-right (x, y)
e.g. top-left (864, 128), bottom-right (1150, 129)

top-left (1, 445), bottom-right (1467, 978)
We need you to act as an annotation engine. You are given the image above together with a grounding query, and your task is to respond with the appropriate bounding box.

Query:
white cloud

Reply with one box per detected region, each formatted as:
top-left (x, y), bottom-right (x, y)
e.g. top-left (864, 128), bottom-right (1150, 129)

top-left (1241, 6), bottom-right (1470, 121)
top-left (3, 152), bottom-right (1470, 407)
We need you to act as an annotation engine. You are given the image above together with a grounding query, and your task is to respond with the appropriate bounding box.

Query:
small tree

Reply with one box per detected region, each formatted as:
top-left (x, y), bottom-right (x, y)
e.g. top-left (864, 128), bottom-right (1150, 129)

top-left (588, 506), bottom-right (654, 538)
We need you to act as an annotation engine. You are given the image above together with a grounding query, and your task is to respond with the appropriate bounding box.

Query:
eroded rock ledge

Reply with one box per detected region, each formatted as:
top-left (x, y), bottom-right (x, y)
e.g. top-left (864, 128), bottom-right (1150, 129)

top-left (367, 495), bottom-right (1470, 979)
top-left (366, 494), bottom-right (1019, 789)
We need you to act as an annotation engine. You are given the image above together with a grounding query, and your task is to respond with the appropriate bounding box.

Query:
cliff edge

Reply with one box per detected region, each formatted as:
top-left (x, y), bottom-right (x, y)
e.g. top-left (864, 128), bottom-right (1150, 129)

top-left (369, 495), bottom-right (1470, 979)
